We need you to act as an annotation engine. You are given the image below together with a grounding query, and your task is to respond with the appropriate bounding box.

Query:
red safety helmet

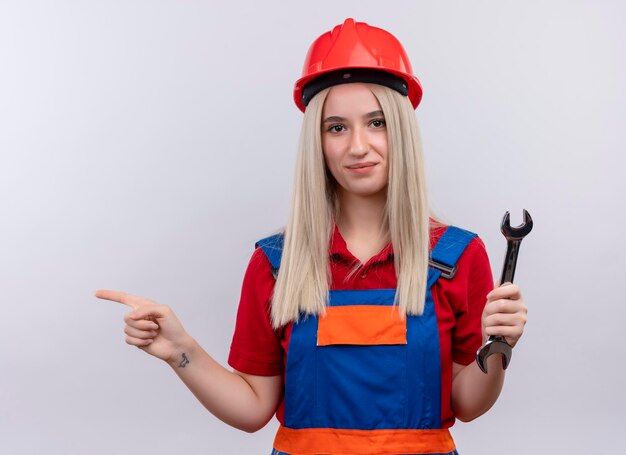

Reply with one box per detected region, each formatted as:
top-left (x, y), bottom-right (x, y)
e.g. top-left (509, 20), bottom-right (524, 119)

top-left (294, 18), bottom-right (423, 112)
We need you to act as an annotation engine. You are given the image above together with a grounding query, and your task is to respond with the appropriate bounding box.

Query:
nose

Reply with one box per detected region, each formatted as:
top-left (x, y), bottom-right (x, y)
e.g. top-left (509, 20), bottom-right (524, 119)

top-left (349, 126), bottom-right (369, 157)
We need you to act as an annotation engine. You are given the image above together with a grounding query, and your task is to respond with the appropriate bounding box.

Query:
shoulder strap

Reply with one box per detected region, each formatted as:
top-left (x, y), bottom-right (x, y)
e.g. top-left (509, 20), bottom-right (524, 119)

top-left (255, 233), bottom-right (285, 279)
top-left (427, 226), bottom-right (477, 288)
top-left (255, 226), bottom-right (477, 285)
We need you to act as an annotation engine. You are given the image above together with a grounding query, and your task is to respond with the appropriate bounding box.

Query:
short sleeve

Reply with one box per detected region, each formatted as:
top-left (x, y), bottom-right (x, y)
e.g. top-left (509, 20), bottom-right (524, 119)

top-left (451, 236), bottom-right (494, 365)
top-left (228, 247), bottom-right (284, 376)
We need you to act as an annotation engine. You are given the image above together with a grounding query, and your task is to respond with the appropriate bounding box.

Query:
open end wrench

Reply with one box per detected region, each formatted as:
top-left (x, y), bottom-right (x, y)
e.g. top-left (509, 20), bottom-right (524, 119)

top-left (476, 209), bottom-right (533, 374)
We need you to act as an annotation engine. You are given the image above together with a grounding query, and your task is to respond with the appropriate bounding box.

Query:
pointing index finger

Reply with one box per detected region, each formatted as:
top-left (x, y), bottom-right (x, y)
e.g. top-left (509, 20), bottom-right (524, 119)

top-left (94, 289), bottom-right (151, 310)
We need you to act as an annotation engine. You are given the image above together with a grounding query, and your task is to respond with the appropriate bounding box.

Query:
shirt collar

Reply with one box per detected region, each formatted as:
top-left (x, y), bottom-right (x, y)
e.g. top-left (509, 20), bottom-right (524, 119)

top-left (329, 223), bottom-right (394, 263)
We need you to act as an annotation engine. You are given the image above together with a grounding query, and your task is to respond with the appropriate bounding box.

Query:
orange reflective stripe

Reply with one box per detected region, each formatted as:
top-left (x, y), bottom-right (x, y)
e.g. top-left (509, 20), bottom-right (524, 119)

top-left (317, 305), bottom-right (406, 346)
top-left (274, 426), bottom-right (456, 455)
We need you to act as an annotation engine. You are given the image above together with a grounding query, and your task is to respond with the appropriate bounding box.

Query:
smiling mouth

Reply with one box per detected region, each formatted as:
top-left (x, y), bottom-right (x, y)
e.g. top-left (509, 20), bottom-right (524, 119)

top-left (346, 162), bottom-right (377, 169)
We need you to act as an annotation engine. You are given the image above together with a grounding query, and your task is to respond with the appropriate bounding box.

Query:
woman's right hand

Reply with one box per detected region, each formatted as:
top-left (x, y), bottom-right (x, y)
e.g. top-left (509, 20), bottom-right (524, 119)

top-left (95, 289), bottom-right (190, 365)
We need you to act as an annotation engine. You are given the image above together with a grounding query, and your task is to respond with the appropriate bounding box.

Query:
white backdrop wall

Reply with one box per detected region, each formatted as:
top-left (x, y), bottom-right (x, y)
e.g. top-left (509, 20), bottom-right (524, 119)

top-left (1, 1), bottom-right (624, 454)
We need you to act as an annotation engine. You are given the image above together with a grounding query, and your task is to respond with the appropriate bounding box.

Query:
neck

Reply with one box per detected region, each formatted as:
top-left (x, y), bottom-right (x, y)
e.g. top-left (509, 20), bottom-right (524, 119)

top-left (336, 188), bottom-right (388, 244)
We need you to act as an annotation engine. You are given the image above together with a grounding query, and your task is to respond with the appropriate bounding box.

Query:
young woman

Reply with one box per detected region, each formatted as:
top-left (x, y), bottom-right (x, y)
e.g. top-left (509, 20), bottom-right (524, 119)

top-left (96, 18), bottom-right (527, 455)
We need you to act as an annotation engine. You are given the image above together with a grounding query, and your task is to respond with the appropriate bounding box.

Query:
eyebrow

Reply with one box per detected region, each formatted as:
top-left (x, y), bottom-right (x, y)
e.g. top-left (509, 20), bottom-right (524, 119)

top-left (322, 110), bottom-right (385, 123)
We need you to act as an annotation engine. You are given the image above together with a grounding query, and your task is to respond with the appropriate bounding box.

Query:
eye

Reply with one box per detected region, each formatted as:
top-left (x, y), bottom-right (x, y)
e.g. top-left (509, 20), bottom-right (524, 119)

top-left (327, 124), bottom-right (346, 133)
top-left (370, 118), bottom-right (386, 128)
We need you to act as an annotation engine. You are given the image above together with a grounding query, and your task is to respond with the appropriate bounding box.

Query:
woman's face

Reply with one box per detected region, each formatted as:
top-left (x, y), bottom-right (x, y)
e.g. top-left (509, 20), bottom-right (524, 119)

top-left (321, 83), bottom-right (389, 199)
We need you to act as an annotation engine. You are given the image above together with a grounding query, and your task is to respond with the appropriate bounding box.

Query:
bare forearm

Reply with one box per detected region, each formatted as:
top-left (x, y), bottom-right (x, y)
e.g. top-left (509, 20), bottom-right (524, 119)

top-left (451, 282), bottom-right (528, 422)
top-left (451, 355), bottom-right (506, 422)
top-left (166, 335), bottom-right (275, 432)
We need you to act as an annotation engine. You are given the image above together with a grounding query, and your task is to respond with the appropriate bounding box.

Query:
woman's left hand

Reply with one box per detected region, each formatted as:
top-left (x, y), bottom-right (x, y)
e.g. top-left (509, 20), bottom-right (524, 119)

top-left (482, 283), bottom-right (528, 348)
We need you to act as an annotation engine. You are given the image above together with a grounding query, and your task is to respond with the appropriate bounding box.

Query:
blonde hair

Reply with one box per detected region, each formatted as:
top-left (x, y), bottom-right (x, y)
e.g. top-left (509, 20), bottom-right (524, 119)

top-left (270, 84), bottom-right (429, 328)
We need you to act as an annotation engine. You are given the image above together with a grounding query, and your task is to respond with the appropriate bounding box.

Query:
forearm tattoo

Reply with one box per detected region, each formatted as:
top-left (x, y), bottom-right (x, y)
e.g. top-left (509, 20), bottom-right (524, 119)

top-left (178, 352), bottom-right (189, 368)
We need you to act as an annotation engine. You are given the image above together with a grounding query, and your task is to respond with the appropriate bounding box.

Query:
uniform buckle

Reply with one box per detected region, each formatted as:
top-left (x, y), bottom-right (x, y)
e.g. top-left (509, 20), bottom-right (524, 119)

top-left (428, 260), bottom-right (457, 279)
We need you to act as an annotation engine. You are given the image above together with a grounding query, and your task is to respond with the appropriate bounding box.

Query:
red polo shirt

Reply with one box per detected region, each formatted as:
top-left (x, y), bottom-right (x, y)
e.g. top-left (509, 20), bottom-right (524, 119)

top-left (228, 224), bottom-right (493, 428)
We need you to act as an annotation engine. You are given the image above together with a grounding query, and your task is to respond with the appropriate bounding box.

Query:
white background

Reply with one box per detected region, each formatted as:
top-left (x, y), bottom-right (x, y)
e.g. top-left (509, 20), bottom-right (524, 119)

top-left (1, 1), bottom-right (624, 454)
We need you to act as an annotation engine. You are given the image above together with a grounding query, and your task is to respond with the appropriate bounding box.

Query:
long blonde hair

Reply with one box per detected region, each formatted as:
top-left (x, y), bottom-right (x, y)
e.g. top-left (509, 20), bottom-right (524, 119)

top-left (270, 84), bottom-right (429, 329)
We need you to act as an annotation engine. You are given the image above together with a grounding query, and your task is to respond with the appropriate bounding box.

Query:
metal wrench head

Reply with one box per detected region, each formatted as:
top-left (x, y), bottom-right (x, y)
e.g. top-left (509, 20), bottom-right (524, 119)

top-left (501, 209), bottom-right (533, 240)
top-left (476, 336), bottom-right (512, 374)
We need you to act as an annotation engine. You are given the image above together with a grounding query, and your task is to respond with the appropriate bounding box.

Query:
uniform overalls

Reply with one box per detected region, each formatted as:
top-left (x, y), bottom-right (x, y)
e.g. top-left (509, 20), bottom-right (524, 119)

top-left (256, 226), bottom-right (476, 455)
